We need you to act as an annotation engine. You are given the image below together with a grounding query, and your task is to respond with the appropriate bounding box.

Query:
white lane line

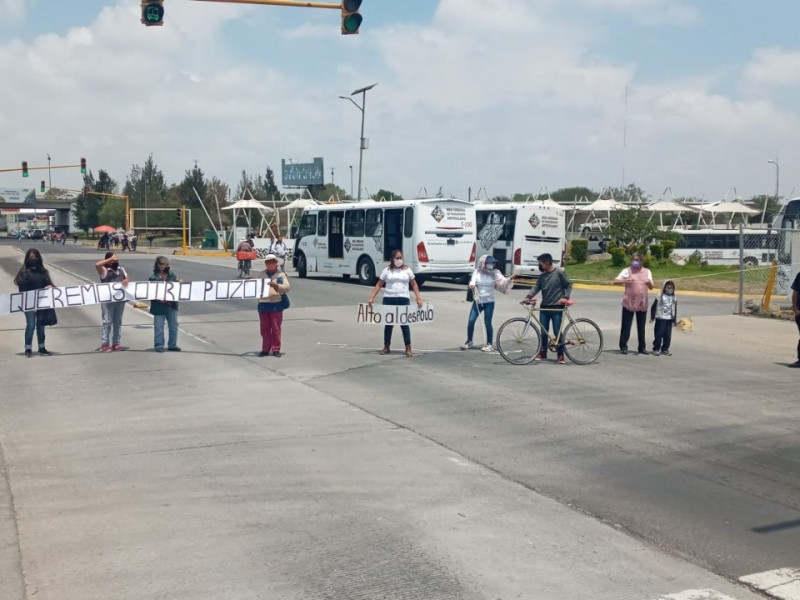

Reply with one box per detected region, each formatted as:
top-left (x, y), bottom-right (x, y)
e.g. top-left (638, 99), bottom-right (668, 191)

top-left (646, 590), bottom-right (741, 600)
top-left (740, 568), bottom-right (800, 600)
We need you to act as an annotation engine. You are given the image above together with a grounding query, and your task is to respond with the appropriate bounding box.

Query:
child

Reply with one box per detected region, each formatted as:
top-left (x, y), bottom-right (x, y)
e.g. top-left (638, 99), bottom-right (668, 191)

top-left (650, 279), bottom-right (677, 356)
top-left (461, 255), bottom-right (512, 352)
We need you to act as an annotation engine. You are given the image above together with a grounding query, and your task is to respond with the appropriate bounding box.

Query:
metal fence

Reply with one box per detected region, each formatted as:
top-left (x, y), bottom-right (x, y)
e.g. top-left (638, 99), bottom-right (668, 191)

top-left (736, 227), bottom-right (799, 315)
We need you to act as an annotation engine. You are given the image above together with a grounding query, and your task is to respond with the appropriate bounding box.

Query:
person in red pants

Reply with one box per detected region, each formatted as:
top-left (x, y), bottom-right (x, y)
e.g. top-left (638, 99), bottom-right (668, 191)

top-left (256, 254), bottom-right (290, 357)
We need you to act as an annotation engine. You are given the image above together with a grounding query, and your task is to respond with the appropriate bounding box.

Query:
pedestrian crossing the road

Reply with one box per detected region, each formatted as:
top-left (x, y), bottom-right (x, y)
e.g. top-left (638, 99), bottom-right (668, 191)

top-left (646, 568), bottom-right (800, 600)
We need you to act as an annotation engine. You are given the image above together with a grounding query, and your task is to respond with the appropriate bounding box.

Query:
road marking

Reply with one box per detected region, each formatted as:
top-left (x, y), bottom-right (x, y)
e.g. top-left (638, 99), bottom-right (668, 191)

top-left (740, 568), bottom-right (800, 600)
top-left (646, 590), bottom-right (741, 600)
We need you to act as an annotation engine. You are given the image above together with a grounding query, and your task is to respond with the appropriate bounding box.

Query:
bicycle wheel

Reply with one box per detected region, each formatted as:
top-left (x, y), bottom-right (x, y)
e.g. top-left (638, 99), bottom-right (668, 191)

top-left (496, 318), bottom-right (542, 365)
top-left (562, 318), bottom-right (603, 365)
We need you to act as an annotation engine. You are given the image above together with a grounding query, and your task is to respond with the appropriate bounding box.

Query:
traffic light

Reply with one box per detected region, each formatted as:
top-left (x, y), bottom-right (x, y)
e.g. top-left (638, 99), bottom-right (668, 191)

top-left (176, 207), bottom-right (182, 221)
top-left (80, 157), bottom-right (87, 174)
top-left (40, 181), bottom-right (46, 193)
top-left (141, 1), bottom-right (164, 26)
top-left (22, 161), bottom-right (28, 177)
top-left (341, 0), bottom-right (362, 35)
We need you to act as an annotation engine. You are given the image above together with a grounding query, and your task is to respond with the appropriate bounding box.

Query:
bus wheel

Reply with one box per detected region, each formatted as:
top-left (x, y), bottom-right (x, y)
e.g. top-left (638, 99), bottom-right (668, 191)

top-left (357, 257), bottom-right (376, 286)
top-left (743, 257), bottom-right (758, 267)
top-left (296, 253), bottom-right (307, 278)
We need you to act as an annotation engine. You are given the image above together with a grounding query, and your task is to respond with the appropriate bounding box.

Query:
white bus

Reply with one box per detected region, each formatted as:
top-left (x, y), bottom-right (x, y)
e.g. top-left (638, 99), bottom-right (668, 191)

top-left (475, 203), bottom-right (566, 278)
top-left (292, 198), bottom-right (477, 285)
top-left (671, 229), bottom-right (779, 266)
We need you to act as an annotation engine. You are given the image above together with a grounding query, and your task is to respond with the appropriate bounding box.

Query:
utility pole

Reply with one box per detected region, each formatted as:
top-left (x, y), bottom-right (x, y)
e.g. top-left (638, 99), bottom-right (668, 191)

top-left (339, 83), bottom-right (377, 201)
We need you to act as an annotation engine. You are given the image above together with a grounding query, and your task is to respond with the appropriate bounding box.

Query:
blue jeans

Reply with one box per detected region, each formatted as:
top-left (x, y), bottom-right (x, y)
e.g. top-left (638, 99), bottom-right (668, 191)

top-left (383, 296), bottom-right (411, 346)
top-left (153, 308), bottom-right (179, 350)
top-left (24, 311), bottom-right (46, 350)
top-left (467, 301), bottom-right (495, 345)
top-left (101, 302), bottom-right (126, 346)
top-left (539, 306), bottom-right (564, 355)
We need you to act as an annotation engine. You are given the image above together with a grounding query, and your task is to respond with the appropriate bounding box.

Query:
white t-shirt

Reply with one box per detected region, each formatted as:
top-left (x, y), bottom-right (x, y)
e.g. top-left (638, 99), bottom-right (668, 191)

top-left (380, 266), bottom-right (415, 298)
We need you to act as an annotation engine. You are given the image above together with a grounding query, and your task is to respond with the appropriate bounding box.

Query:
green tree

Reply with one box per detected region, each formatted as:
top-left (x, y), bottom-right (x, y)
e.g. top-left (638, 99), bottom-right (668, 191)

top-left (747, 194), bottom-right (781, 223)
top-left (75, 170), bottom-right (117, 232)
top-left (97, 197), bottom-right (126, 228)
top-left (371, 189), bottom-right (403, 201)
top-left (607, 206), bottom-right (659, 249)
top-left (264, 166), bottom-right (281, 202)
top-left (236, 171), bottom-right (256, 200)
top-left (550, 187), bottom-right (596, 206)
top-left (311, 184), bottom-right (347, 202)
top-left (605, 183), bottom-right (650, 203)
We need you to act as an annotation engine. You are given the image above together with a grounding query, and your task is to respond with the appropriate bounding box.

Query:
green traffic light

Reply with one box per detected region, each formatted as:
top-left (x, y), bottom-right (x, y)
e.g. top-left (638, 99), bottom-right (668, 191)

top-left (342, 13), bottom-right (362, 33)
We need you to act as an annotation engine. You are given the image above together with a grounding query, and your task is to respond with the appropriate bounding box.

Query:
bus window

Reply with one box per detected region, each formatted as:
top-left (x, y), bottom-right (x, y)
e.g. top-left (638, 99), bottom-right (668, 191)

top-left (318, 211), bottom-right (327, 236)
top-left (298, 213), bottom-right (317, 237)
top-left (345, 209), bottom-right (366, 237)
top-left (365, 209), bottom-right (382, 237)
top-left (404, 207), bottom-right (413, 238)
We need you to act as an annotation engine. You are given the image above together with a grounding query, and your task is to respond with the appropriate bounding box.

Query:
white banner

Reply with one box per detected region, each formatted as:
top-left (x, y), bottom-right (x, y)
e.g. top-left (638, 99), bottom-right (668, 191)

top-left (356, 303), bottom-right (435, 326)
top-left (0, 279), bottom-right (274, 315)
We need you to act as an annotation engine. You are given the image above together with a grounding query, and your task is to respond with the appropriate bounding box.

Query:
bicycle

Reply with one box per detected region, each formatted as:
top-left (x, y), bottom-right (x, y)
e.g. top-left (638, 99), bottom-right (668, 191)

top-left (237, 259), bottom-right (252, 279)
top-left (496, 300), bottom-right (604, 365)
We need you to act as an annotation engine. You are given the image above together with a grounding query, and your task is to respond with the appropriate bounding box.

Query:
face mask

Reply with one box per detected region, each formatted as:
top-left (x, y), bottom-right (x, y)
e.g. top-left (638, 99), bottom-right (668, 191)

top-left (393, 259), bottom-right (403, 267)
top-left (631, 260), bottom-right (641, 269)
top-left (665, 288), bottom-right (674, 296)
top-left (109, 262), bottom-right (119, 269)
top-left (26, 259), bottom-right (41, 268)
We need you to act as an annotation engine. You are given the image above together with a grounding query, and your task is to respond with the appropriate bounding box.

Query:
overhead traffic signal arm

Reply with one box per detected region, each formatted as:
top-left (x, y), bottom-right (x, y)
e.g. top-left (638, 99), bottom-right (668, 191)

top-left (341, 0), bottom-right (362, 34)
top-left (0, 159), bottom-right (87, 175)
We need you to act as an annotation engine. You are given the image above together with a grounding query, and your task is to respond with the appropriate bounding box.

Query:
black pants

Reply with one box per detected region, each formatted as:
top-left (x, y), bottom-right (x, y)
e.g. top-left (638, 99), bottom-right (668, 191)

top-left (620, 308), bottom-right (647, 352)
top-left (383, 297), bottom-right (411, 346)
top-left (653, 319), bottom-right (673, 352)
top-left (796, 316), bottom-right (800, 360)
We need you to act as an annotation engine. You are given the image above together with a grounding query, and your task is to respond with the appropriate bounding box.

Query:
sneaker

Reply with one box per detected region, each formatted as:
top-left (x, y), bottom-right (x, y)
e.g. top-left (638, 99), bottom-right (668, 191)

top-left (101, 345), bottom-right (112, 353)
top-left (652, 350), bottom-right (661, 356)
top-left (638, 349), bottom-right (649, 355)
top-left (38, 348), bottom-right (52, 356)
top-left (534, 351), bottom-right (547, 361)
top-left (112, 344), bottom-right (123, 351)
top-left (167, 347), bottom-right (182, 352)
top-left (155, 347), bottom-right (165, 353)
top-left (258, 351), bottom-right (270, 357)
top-left (481, 344), bottom-right (494, 353)
top-left (661, 350), bottom-right (672, 356)
top-left (24, 349), bottom-right (32, 358)
top-left (460, 341), bottom-right (474, 350)
top-left (789, 360), bottom-right (800, 368)
top-left (272, 351), bottom-right (282, 358)
top-left (557, 354), bottom-right (566, 364)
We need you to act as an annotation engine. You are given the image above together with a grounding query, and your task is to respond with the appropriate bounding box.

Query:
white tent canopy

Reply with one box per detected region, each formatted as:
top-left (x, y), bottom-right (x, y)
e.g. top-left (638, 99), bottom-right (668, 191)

top-left (575, 198), bottom-right (628, 212)
top-left (699, 199), bottom-right (759, 227)
top-left (221, 198), bottom-right (274, 213)
top-left (279, 198), bottom-right (320, 211)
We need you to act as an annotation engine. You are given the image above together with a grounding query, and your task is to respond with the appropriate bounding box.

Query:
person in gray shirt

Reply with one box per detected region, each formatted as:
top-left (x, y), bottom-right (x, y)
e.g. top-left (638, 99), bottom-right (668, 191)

top-left (523, 253), bottom-right (573, 364)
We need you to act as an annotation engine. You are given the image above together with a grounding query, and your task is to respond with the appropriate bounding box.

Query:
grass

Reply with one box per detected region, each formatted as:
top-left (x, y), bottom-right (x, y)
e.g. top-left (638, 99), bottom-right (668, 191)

top-left (565, 259), bottom-right (746, 293)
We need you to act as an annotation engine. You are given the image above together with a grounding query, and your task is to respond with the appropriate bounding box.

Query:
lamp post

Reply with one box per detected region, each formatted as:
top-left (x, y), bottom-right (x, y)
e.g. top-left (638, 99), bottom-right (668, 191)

top-left (349, 165), bottom-right (354, 199)
top-left (766, 159), bottom-right (779, 225)
top-left (46, 154), bottom-right (51, 191)
top-left (339, 83), bottom-right (377, 201)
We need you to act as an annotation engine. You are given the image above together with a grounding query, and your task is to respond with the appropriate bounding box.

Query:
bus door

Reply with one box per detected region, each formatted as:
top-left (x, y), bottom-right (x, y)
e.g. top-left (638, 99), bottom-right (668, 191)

top-left (384, 208), bottom-right (404, 260)
top-left (329, 211), bottom-right (344, 258)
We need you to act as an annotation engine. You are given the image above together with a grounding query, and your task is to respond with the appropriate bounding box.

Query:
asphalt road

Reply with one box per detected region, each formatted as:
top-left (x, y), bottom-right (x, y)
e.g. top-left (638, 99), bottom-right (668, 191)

top-left (0, 239), bottom-right (797, 600)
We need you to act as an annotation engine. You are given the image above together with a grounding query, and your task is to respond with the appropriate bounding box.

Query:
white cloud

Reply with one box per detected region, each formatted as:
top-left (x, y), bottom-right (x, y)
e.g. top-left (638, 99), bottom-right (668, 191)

top-left (0, 0), bottom-right (27, 21)
top-left (742, 47), bottom-right (800, 91)
top-left (580, 0), bottom-right (700, 25)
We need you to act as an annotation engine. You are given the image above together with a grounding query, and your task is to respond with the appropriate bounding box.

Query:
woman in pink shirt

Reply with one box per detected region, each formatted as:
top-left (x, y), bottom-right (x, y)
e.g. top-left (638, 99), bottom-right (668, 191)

top-left (614, 252), bottom-right (654, 355)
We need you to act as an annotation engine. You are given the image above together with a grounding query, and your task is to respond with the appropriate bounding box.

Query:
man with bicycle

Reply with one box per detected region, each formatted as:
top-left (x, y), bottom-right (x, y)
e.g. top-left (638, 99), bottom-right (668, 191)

top-left (522, 253), bottom-right (573, 364)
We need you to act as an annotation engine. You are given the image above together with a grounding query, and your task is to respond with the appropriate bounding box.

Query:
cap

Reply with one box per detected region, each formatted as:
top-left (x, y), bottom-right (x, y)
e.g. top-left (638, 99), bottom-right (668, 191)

top-left (485, 256), bottom-right (497, 264)
top-left (264, 254), bottom-right (279, 262)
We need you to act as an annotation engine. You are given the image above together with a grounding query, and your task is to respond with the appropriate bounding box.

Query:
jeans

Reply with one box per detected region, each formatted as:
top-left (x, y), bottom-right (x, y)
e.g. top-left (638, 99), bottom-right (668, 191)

top-left (467, 301), bottom-right (495, 345)
top-left (24, 311), bottom-right (45, 350)
top-left (539, 306), bottom-right (564, 355)
top-left (101, 302), bottom-right (126, 346)
top-left (153, 308), bottom-right (179, 350)
top-left (259, 310), bottom-right (284, 352)
top-left (795, 316), bottom-right (800, 360)
top-left (620, 308), bottom-right (647, 352)
top-left (383, 296), bottom-right (411, 346)
top-left (653, 319), bottom-right (673, 352)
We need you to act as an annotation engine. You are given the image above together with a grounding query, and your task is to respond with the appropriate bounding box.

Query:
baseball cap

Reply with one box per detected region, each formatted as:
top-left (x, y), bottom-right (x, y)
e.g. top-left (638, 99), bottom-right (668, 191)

top-left (485, 256), bottom-right (497, 264)
top-left (264, 254), bottom-right (279, 262)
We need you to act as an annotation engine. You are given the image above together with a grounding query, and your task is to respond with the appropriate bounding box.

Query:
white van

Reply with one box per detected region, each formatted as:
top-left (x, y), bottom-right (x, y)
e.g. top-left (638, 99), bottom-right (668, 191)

top-left (293, 198), bottom-right (477, 285)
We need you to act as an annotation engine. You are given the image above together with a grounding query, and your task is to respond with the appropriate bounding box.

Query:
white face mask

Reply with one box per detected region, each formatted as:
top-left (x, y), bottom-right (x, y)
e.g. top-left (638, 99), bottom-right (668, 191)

top-left (393, 258), bottom-right (403, 267)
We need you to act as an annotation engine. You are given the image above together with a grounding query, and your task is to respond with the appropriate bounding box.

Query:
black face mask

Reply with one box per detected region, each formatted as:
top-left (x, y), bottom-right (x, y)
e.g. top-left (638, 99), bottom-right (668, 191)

top-left (26, 259), bottom-right (42, 269)
top-left (109, 262), bottom-right (119, 269)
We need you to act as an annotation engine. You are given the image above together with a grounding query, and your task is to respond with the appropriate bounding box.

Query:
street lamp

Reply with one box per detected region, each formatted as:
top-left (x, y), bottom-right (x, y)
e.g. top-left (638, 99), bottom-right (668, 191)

top-left (766, 159), bottom-right (779, 225)
top-left (349, 165), bottom-right (354, 199)
top-left (46, 154), bottom-right (51, 191)
top-left (339, 83), bottom-right (377, 201)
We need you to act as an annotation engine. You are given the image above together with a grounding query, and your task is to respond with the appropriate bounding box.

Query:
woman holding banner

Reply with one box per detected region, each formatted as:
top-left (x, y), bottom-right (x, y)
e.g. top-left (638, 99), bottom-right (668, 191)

top-left (256, 254), bottom-right (291, 357)
top-left (149, 256), bottom-right (181, 353)
top-left (14, 248), bottom-right (54, 357)
top-left (367, 249), bottom-right (424, 358)
top-left (95, 252), bottom-right (129, 352)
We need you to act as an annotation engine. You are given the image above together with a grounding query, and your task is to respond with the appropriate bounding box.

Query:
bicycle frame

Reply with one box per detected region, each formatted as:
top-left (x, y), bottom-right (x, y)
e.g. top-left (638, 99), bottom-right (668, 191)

top-left (520, 306), bottom-right (574, 351)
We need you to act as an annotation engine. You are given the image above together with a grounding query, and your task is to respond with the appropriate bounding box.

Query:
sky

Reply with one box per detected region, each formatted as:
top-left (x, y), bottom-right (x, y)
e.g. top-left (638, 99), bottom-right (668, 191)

top-left (0, 0), bottom-right (798, 203)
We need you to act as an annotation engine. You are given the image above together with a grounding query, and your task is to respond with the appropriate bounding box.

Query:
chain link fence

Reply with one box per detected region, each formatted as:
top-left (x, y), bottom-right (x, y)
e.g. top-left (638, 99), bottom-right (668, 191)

top-left (736, 227), bottom-right (799, 316)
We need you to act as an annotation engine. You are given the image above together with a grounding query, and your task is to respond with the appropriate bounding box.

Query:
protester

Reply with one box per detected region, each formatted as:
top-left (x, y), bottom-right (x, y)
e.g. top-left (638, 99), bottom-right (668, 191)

top-left (791, 271), bottom-right (800, 368)
top-left (270, 235), bottom-right (288, 267)
top-left (236, 237), bottom-right (255, 278)
top-left (650, 279), bottom-right (678, 356)
top-left (95, 252), bottom-right (130, 352)
top-left (14, 248), bottom-right (54, 357)
top-left (614, 252), bottom-right (654, 355)
top-left (367, 249), bottom-right (424, 357)
top-left (256, 254), bottom-right (290, 357)
top-left (523, 253), bottom-right (573, 364)
top-left (461, 255), bottom-right (512, 352)
top-left (148, 256), bottom-right (181, 352)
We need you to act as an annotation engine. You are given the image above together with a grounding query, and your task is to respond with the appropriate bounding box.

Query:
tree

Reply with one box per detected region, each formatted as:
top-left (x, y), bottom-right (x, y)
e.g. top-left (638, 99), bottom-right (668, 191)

top-left (264, 166), bottom-right (281, 202)
top-left (75, 170), bottom-right (117, 232)
top-left (206, 177), bottom-right (232, 227)
top-left (97, 198), bottom-right (126, 228)
top-left (371, 189), bottom-right (403, 201)
top-left (605, 183), bottom-right (650, 203)
top-left (607, 206), bottom-right (659, 249)
top-left (311, 184), bottom-right (347, 202)
top-left (236, 171), bottom-right (256, 200)
top-left (550, 187), bottom-right (596, 206)
top-left (747, 194), bottom-right (782, 224)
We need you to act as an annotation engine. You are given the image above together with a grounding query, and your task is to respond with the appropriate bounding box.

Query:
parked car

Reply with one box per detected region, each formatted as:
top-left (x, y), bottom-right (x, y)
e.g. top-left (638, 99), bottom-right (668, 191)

top-left (29, 229), bottom-right (45, 240)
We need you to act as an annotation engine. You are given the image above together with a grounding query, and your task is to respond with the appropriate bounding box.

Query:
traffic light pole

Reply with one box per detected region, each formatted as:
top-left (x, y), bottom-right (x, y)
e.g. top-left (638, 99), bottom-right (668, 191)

top-left (192, 0), bottom-right (340, 8)
top-left (0, 163), bottom-right (83, 173)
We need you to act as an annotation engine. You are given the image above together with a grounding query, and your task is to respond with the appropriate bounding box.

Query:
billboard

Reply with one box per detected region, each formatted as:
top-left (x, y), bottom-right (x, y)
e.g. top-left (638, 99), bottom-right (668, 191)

top-left (282, 157), bottom-right (324, 187)
top-left (0, 188), bottom-right (36, 205)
